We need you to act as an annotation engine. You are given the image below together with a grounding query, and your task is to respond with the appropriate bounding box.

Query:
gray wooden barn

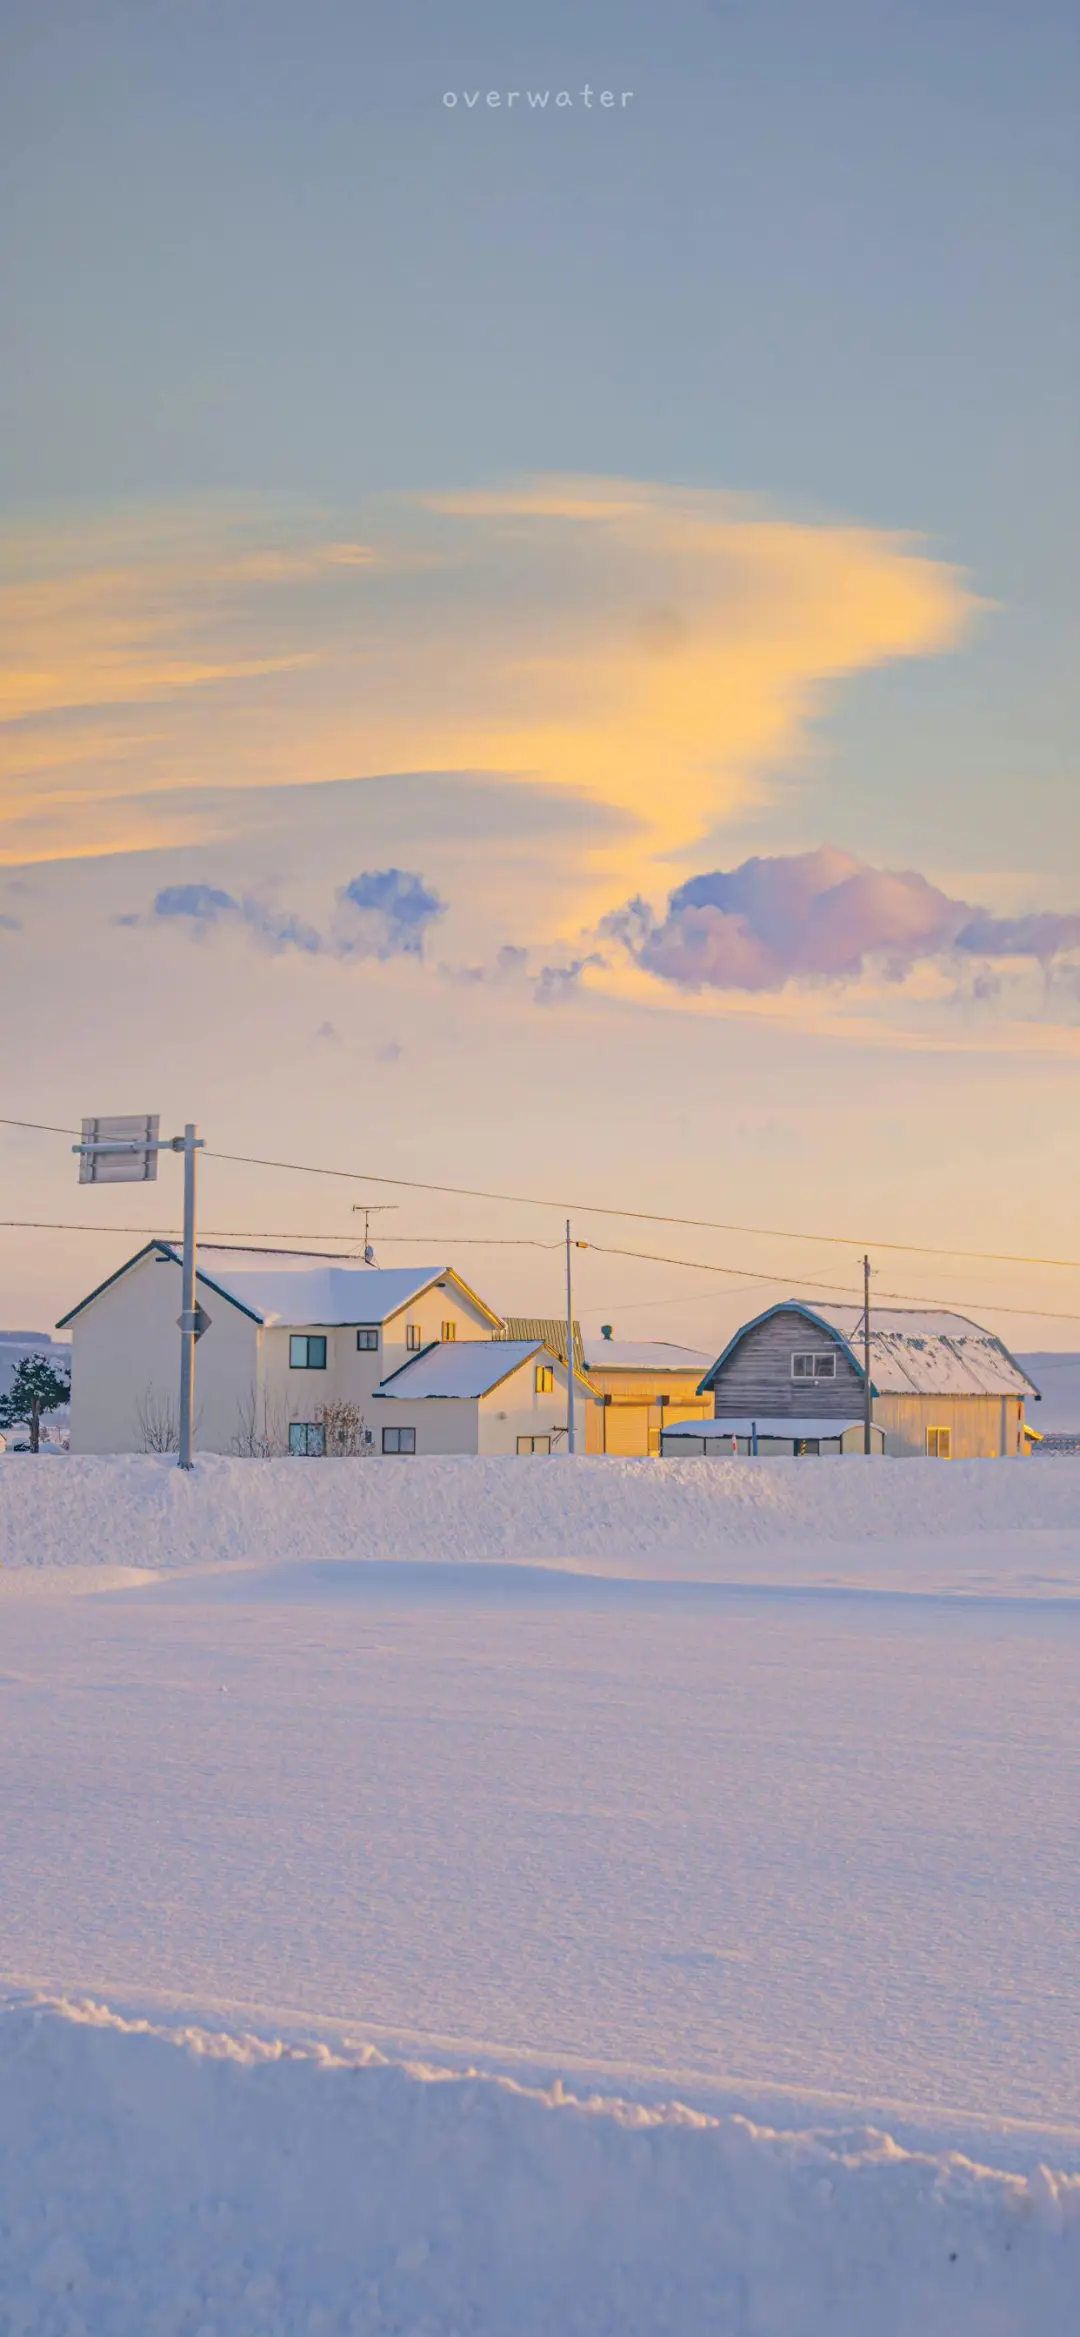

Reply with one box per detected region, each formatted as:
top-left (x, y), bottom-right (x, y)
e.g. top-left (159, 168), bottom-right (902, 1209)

top-left (661, 1301), bottom-right (1039, 1459)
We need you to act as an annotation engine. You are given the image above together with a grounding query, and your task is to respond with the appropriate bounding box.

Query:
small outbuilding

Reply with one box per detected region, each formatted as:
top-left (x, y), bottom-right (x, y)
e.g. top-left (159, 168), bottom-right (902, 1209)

top-left (690, 1300), bottom-right (1039, 1459)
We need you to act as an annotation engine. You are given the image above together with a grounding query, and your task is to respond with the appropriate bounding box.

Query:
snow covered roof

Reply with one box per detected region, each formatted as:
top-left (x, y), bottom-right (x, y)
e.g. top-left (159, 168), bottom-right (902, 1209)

top-left (582, 1340), bottom-right (713, 1372)
top-left (702, 1300), bottom-right (1038, 1401)
top-left (809, 1304), bottom-right (1038, 1399)
top-left (662, 1417), bottom-right (869, 1441)
top-left (376, 1339), bottom-right (551, 1400)
top-left (58, 1245), bottom-right (502, 1332)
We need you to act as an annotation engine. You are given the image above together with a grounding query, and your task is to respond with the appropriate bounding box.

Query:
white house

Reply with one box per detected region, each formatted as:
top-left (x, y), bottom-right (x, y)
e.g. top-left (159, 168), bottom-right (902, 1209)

top-left (373, 1338), bottom-right (594, 1455)
top-left (57, 1244), bottom-right (534, 1457)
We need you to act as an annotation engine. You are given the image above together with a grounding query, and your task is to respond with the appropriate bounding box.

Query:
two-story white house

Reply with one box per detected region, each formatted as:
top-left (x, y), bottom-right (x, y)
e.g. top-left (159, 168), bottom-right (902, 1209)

top-left (58, 1243), bottom-right (591, 1457)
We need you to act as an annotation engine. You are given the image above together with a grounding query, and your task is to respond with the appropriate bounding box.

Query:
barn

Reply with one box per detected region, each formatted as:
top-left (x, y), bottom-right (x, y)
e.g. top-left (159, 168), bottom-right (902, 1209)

top-left (682, 1300), bottom-right (1039, 1459)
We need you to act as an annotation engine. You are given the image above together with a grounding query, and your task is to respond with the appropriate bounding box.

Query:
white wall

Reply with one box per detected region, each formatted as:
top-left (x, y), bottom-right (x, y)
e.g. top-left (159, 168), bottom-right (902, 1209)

top-left (257, 1279), bottom-right (500, 1451)
top-left (68, 1251), bottom-right (259, 1455)
top-left (366, 1353), bottom-right (594, 1457)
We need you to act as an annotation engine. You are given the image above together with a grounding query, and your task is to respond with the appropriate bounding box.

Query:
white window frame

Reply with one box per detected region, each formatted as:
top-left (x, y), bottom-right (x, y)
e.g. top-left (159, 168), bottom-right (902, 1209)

top-left (290, 1333), bottom-right (327, 1370)
top-left (517, 1434), bottom-right (552, 1454)
top-left (406, 1325), bottom-right (423, 1352)
top-left (382, 1425), bottom-right (416, 1455)
top-left (355, 1327), bottom-right (379, 1352)
top-left (791, 1351), bottom-right (836, 1381)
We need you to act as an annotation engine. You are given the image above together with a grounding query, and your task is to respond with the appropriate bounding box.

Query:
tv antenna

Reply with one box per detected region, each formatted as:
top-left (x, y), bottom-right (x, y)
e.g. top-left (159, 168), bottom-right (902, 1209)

top-left (350, 1202), bottom-right (398, 1264)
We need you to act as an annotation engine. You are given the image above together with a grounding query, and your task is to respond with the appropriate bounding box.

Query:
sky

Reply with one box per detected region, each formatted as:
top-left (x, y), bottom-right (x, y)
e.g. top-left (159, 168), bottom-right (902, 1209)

top-left (1, 0), bottom-right (1078, 1349)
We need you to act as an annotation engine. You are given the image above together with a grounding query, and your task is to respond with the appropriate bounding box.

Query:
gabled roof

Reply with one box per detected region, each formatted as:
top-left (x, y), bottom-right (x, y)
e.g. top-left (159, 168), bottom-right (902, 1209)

top-left (58, 1245), bottom-right (502, 1333)
top-left (699, 1299), bottom-right (1038, 1401)
top-left (376, 1338), bottom-right (542, 1400)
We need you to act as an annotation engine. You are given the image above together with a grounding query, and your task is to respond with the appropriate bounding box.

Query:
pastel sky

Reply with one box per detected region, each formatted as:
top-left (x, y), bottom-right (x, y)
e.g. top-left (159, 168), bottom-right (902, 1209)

top-left (2, 0), bottom-right (1078, 1347)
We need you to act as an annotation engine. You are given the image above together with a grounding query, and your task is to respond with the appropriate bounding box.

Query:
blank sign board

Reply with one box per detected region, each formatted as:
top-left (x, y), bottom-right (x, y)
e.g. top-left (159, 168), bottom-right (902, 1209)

top-left (78, 1114), bottom-right (160, 1183)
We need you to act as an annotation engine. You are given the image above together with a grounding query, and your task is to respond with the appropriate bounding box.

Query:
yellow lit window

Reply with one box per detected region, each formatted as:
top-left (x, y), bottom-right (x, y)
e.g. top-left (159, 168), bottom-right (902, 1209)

top-left (441, 1320), bottom-right (456, 1341)
top-left (926, 1426), bottom-right (951, 1458)
top-left (535, 1364), bottom-right (554, 1394)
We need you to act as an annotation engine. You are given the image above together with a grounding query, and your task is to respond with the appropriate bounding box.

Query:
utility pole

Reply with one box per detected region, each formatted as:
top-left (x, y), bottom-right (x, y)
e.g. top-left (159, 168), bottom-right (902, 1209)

top-left (862, 1252), bottom-right (873, 1455)
top-left (75, 1114), bottom-right (207, 1470)
top-left (565, 1218), bottom-right (576, 1455)
top-left (176, 1125), bottom-right (199, 1470)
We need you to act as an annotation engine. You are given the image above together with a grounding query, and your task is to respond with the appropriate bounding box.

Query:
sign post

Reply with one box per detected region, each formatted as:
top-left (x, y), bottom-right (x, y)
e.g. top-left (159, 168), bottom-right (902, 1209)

top-left (73, 1116), bottom-right (207, 1469)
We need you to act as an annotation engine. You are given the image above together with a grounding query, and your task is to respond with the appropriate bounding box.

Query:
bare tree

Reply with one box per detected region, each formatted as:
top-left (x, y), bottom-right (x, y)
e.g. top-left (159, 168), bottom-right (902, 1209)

top-left (316, 1400), bottom-right (374, 1457)
top-left (136, 1384), bottom-right (179, 1453)
top-left (230, 1384), bottom-right (289, 1459)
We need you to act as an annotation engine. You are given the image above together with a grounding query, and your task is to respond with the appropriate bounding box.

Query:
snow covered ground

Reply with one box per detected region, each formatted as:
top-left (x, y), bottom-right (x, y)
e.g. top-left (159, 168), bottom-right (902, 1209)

top-left (2, 1454), bottom-right (1079, 2332)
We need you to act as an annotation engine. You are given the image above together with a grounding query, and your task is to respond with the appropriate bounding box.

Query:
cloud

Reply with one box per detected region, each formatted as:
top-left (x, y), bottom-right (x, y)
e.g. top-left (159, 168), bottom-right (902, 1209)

top-left (335, 868), bottom-right (446, 960)
top-left (150, 867), bottom-right (445, 964)
top-left (0, 481), bottom-right (977, 895)
top-left (605, 847), bottom-right (1080, 993)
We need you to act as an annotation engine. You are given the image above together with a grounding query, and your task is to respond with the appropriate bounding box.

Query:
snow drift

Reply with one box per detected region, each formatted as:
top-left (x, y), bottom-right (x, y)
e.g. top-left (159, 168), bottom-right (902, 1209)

top-left (2, 1450), bottom-right (1080, 1591)
top-left (4, 1997), bottom-right (1076, 2337)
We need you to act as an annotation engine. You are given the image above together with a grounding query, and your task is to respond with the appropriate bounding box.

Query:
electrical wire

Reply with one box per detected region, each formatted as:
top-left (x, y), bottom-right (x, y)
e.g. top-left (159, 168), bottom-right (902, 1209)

top-left (2, 1113), bottom-right (1078, 1279)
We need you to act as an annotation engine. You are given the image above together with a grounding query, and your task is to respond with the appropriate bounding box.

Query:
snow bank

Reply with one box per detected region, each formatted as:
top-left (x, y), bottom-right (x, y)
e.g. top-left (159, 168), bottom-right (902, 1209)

top-left (2, 1450), bottom-right (1080, 1586)
top-left (3, 1997), bottom-right (1076, 2337)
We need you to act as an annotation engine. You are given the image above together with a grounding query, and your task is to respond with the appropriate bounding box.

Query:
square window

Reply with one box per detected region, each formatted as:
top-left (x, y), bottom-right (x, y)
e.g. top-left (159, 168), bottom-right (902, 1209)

top-left (406, 1325), bottom-right (423, 1351)
top-left (441, 1320), bottom-right (456, 1342)
top-left (926, 1426), bottom-right (952, 1459)
top-left (382, 1425), bottom-right (416, 1455)
top-left (534, 1364), bottom-right (554, 1394)
top-left (356, 1328), bottom-right (379, 1351)
top-left (517, 1435), bottom-right (551, 1454)
top-left (290, 1334), bottom-right (327, 1369)
top-left (813, 1354), bottom-right (836, 1379)
top-left (289, 1422), bottom-right (325, 1456)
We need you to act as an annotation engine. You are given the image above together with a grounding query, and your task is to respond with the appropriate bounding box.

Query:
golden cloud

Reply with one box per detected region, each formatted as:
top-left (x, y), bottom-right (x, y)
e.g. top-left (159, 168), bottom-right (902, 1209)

top-left (0, 480), bottom-right (979, 896)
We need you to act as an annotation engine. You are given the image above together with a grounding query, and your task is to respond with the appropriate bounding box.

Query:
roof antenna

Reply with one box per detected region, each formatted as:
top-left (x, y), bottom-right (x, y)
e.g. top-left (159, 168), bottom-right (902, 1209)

top-left (350, 1203), bottom-right (398, 1265)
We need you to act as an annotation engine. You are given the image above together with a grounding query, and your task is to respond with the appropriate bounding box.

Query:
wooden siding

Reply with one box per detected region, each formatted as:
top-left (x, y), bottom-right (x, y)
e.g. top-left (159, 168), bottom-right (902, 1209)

top-left (875, 1393), bottom-right (1026, 1459)
top-left (710, 1309), bottom-right (863, 1420)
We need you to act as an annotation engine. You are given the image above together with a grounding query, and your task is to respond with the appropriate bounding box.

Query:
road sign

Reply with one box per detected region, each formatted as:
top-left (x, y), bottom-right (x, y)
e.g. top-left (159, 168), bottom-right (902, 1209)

top-left (78, 1114), bottom-right (160, 1184)
top-left (178, 1304), bottom-right (212, 1342)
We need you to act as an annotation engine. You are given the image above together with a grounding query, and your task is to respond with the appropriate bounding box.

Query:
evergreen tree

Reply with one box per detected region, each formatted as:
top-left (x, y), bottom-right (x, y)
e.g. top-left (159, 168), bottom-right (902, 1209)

top-left (0, 1354), bottom-right (71, 1452)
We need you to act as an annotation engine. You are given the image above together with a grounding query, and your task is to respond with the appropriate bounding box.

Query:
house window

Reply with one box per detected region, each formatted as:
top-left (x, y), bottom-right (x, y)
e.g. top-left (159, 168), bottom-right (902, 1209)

top-left (926, 1426), bottom-right (952, 1458)
top-left (791, 1352), bottom-right (836, 1380)
top-left (406, 1325), bottom-right (423, 1351)
top-left (382, 1426), bottom-right (416, 1455)
top-left (356, 1328), bottom-right (379, 1352)
top-left (288, 1422), bottom-right (325, 1456)
top-left (441, 1320), bottom-right (456, 1342)
top-left (290, 1334), bottom-right (327, 1369)
top-left (517, 1435), bottom-right (552, 1454)
top-left (534, 1364), bottom-right (554, 1394)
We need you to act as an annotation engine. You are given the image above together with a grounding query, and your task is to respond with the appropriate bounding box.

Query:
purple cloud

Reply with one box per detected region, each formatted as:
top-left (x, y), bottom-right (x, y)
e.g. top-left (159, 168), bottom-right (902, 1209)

top-left (336, 868), bottom-right (446, 960)
top-left (605, 848), bottom-right (1080, 993)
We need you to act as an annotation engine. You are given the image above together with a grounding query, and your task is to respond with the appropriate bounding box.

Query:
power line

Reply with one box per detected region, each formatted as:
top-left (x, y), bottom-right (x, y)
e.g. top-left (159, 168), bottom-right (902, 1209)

top-left (581, 1240), bottom-right (1080, 1325)
top-left (2, 1112), bottom-right (1078, 1276)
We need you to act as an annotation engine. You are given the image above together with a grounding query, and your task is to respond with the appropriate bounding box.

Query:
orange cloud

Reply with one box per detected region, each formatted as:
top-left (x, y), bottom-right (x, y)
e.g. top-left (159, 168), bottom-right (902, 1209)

top-left (0, 480), bottom-right (979, 895)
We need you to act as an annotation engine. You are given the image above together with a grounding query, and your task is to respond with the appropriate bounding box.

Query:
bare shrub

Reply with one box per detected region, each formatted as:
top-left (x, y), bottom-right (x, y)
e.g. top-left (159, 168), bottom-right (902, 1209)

top-left (136, 1385), bottom-right (179, 1453)
top-left (231, 1386), bottom-right (289, 1459)
top-left (316, 1400), bottom-right (374, 1457)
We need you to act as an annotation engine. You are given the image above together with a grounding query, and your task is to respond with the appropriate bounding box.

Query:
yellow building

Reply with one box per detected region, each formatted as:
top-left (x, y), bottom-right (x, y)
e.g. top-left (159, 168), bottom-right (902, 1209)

top-left (501, 1319), bottom-right (713, 1455)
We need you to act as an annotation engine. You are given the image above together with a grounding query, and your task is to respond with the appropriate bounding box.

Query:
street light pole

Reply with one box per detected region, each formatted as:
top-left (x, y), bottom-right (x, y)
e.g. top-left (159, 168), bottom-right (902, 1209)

top-left (176, 1124), bottom-right (199, 1471)
top-left (862, 1252), bottom-right (873, 1456)
top-left (565, 1217), bottom-right (576, 1455)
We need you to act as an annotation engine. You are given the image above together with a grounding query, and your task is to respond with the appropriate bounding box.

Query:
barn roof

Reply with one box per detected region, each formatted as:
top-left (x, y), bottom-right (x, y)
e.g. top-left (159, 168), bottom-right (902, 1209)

top-left (700, 1300), bottom-right (1039, 1400)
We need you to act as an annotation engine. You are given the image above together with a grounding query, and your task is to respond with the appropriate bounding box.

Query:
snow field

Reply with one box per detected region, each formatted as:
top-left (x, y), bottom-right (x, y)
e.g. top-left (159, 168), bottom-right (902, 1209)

top-left (2, 1449), bottom-right (1080, 1592)
top-left (4, 1997), bottom-right (1078, 2337)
